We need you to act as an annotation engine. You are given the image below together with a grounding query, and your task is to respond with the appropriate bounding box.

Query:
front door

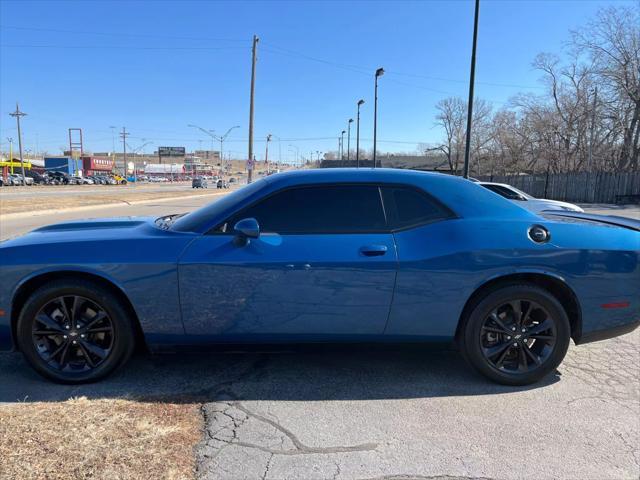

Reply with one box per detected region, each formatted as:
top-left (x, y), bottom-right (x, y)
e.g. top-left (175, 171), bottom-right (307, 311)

top-left (178, 184), bottom-right (397, 340)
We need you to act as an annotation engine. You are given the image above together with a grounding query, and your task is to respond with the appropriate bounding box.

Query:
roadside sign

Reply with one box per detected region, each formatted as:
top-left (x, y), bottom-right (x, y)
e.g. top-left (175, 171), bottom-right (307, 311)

top-left (158, 147), bottom-right (186, 157)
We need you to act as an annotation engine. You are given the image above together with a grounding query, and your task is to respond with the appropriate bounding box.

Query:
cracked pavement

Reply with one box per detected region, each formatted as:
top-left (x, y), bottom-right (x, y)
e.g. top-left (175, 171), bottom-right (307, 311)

top-left (1, 321), bottom-right (638, 480)
top-left (191, 331), bottom-right (640, 480)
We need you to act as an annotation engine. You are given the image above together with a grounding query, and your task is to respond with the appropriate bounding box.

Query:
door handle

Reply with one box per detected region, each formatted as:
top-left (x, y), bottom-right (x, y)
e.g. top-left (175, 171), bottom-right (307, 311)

top-left (360, 245), bottom-right (388, 257)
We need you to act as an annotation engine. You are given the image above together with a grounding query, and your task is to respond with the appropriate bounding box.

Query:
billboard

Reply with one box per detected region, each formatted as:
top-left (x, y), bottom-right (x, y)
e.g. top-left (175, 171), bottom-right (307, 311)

top-left (158, 147), bottom-right (186, 157)
top-left (82, 156), bottom-right (114, 172)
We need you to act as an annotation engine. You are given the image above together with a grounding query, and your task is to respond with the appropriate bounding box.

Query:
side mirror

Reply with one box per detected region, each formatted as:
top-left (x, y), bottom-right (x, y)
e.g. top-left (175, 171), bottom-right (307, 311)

top-left (233, 218), bottom-right (260, 246)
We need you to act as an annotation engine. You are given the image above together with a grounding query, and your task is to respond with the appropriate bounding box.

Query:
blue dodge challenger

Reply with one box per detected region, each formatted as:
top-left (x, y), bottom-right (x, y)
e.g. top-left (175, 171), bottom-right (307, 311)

top-left (1, 169), bottom-right (638, 385)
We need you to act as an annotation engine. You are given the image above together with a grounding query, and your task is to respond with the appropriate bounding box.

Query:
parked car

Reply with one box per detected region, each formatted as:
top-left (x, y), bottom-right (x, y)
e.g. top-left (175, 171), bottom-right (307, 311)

top-left (192, 177), bottom-right (208, 188)
top-left (71, 176), bottom-right (94, 185)
top-left (217, 179), bottom-right (229, 189)
top-left (24, 170), bottom-right (48, 185)
top-left (1, 169), bottom-right (638, 385)
top-left (479, 182), bottom-right (583, 213)
top-left (46, 171), bottom-right (71, 185)
top-left (101, 176), bottom-right (117, 185)
top-left (9, 174), bottom-right (34, 186)
top-left (229, 177), bottom-right (237, 184)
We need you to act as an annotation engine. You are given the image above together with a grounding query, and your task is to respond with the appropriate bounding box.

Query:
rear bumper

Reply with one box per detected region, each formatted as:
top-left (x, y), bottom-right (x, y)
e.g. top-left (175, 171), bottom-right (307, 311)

top-left (575, 319), bottom-right (640, 345)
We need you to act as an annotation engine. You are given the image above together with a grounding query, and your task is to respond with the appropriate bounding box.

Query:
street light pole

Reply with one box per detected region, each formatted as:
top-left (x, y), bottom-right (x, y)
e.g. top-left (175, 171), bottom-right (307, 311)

top-left (6, 137), bottom-right (13, 174)
top-left (288, 144), bottom-right (299, 166)
top-left (356, 99), bottom-right (364, 167)
top-left (340, 130), bottom-right (346, 163)
top-left (219, 125), bottom-right (240, 175)
top-left (120, 127), bottom-right (129, 178)
top-left (463, 0), bottom-right (480, 179)
top-left (9, 103), bottom-right (27, 185)
top-left (347, 119), bottom-right (353, 163)
top-left (373, 68), bottom-right (384, 168)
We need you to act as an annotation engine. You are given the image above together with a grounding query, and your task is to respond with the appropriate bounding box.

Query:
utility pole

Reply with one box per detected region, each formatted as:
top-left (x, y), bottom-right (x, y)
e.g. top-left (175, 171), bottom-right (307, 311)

top-left (248, 34), bottom-right (259, 184)
top-left (265, 134), bottom-right (272, 173)
top-left (9, 103), bottom-right (27, 185)
top-left (588, 86), bottom-right (598, 172)
top-left (356, 99), bottom-right (364, 167)
top-left (347, 119), bottom-right (353, 162)
top-left (463, 0), bottom-right (480, 179)
top-left (120, 127), bottom-right (129, 178)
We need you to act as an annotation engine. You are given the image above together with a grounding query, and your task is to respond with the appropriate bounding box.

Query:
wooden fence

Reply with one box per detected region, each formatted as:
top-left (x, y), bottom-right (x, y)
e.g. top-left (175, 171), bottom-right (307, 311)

top-left (480, 171), bottom-right (640, 204)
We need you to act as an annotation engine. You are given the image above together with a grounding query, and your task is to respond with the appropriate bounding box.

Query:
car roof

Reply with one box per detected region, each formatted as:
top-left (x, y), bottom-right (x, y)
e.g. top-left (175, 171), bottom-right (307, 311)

top-left (261, 168), bottom-right (535, 220)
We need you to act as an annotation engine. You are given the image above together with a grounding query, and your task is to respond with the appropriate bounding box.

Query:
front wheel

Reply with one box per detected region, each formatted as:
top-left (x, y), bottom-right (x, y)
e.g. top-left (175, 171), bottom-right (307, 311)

top-left (460, 284), bottom-right (571, 386)
top-left (16, 279), bottom-right (136, 384)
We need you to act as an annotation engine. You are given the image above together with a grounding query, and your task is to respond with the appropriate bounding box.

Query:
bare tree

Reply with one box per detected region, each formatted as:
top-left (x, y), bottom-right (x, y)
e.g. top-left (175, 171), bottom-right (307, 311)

top-left (571, 5), bottom-right (640, 170)
top-left (433, 5), bottom-right (639, 176)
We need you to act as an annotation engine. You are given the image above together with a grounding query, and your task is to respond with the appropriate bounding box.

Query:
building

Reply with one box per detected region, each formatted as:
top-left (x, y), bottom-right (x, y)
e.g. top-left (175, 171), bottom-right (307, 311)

top-left (82, 156), bottom-right (114, 175)
top-left (44, 157), bottom-right (83, 175)
top-left (194, 150), bottom-right (220, 162)
top-left (320, 154), bottom-right (450, 171)
top-left (143, 163), bottom-right (186, 176)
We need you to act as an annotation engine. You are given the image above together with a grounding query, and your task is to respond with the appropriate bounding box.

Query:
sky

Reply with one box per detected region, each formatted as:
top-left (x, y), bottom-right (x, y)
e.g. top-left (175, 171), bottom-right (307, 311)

top-left (0, 0), bottom-right (634, 162)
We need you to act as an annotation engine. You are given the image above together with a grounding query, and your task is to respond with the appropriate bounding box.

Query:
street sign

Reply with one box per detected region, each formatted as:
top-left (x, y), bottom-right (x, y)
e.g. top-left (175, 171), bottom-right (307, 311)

top-left (158, 147), bottom-right (186, 157)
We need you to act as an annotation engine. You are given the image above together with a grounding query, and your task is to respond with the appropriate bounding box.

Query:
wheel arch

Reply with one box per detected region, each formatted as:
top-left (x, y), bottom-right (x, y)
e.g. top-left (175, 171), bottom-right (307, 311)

top-left (11, 270), bottom-right (145, 351)
top-left (455, 272), bottom-right (582, 343)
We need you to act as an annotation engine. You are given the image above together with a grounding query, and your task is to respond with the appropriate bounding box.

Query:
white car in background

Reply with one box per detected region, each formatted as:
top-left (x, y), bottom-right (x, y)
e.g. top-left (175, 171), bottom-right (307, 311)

top-left (479, 182), bottom-right (584, 213)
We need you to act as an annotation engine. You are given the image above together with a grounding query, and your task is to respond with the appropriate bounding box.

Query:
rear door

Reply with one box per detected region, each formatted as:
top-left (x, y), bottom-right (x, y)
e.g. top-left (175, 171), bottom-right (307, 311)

top-left (178, 184), bottom-right (398, 339)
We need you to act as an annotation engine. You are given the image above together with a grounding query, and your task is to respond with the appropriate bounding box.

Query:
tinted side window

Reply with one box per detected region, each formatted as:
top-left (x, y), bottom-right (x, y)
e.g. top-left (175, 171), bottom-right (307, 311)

top-left (224, 185), bottom-right (386, 234)
top-left (382, 186), bottom-right (454, 230)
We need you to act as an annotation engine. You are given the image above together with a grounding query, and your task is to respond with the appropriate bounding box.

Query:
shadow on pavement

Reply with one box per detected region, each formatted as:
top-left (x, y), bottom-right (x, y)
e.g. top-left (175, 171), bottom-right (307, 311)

top-left (0, 344), bottom-right (559, 404)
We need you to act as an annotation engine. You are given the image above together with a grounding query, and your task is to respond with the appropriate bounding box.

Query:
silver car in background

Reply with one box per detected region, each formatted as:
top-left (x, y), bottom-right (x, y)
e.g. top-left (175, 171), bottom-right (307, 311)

top-left (479, 182), bottom-right (584, 213)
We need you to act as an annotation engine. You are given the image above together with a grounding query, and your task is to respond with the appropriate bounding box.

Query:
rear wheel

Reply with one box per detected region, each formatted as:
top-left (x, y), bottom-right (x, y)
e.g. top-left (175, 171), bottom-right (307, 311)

top-left (460, 284), bottom-right (570, 385)
top-left (16, 279), bottom-right (136, 384)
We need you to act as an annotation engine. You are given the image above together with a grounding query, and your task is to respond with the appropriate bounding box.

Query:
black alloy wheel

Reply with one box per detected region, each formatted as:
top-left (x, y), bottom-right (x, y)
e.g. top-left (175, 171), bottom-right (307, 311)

top-left (461, 284), bottom-right (571, 385)
top-left (480, 299), bottom-right (556, 374)
top-left (31, 295), bottom-right (115, 373)
top-left (17, 279), bottom-right (135, 383)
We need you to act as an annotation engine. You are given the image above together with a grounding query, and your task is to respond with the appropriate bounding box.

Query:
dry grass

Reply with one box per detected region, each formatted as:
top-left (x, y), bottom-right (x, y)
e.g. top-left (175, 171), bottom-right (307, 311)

top-left (0, 397), bottom-right (202, 480)
top-left (0, 188), bottom-right (224, 215)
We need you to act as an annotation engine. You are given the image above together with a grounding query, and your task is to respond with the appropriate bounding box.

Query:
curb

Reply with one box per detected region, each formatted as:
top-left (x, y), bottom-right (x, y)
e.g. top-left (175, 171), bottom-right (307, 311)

top-left (1, 191), bottom-right (227, 221)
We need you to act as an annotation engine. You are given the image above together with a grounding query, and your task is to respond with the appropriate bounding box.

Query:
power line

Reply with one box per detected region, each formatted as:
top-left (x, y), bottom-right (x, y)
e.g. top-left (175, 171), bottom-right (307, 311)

top-left (261, 41), bottom-right (543, 90)
top-left (0, 44), bottom-right (247, 51)
top-left (0, 25), bottom-right (246, 43)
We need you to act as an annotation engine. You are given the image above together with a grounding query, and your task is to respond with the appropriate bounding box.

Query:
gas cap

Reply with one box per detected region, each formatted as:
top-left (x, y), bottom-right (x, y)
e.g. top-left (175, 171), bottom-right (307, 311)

top-left (528, 225), bottom-right (550, 244)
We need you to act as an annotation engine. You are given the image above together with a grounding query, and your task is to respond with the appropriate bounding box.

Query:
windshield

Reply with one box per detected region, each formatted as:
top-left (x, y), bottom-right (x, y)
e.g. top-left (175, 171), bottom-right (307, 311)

top-left (170, 179), bottom-right (268, 233)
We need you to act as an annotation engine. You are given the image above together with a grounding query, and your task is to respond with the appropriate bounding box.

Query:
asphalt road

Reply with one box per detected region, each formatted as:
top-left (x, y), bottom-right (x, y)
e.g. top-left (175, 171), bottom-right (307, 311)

top-left (0, 200), bottom-right (639, 479)
top-left (0, 193), bottom-right (219, 240)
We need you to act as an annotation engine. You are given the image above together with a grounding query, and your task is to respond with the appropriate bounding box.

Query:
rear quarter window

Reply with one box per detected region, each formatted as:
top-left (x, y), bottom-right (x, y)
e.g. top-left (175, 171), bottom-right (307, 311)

top-left (382, 186), bottom-right (455, 230)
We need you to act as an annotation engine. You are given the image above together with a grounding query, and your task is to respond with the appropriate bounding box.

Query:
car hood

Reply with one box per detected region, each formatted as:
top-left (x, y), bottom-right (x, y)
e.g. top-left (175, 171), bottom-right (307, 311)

top-left (1, 216), bottom-right (199, 268)
top-left (2, 216), bottom-right (178, 248)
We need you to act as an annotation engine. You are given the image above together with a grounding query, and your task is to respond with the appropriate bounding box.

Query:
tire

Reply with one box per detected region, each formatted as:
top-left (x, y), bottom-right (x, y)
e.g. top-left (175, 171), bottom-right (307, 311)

top-left (16, 279), bottom-right (136, 384)
top-left (460, 284), bottom-right (570, 386)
